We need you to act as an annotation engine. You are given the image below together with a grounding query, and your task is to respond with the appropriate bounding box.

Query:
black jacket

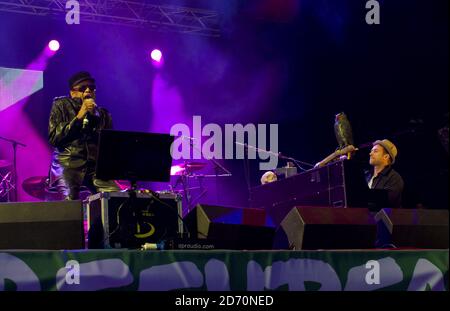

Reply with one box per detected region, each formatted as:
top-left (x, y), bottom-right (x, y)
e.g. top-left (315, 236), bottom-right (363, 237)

top-left (48, 96), bottom-right (113, 170)
top-left (367, 166), bottom-right (404, 208)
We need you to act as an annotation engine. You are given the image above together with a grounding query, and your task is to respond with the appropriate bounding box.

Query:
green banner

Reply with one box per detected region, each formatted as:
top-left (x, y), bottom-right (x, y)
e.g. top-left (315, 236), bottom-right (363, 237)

top-left (0, 249), bottom-right (448, 291)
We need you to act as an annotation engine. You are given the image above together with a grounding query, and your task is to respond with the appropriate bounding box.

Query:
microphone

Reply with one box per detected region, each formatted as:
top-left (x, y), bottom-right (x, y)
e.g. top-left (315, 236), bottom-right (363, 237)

top-left (81, 95), bottom-right (97, 130)
top-left (82, 115), bottom-right (89, 129)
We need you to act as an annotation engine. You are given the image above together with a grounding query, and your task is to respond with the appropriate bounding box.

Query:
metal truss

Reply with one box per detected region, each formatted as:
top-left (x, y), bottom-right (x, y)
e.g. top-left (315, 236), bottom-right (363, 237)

top-left (0, 0), bottom-right (221, 37)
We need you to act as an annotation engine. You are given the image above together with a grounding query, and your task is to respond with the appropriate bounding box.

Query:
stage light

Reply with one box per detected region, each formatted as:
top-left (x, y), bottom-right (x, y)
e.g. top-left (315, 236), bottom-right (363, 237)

top-left (48, 40), bottom-right (60, 52)
top-left (150, 49), bottom-right (162, 62)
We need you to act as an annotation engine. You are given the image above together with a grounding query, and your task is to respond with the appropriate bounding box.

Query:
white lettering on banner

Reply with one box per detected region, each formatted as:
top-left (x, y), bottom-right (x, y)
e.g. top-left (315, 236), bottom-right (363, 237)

top-left (345, 257), bottom-right (402, 290)
top-left (138, 261), bottom-right (203, 291)
top-left (1, 253), bottom-right (448, 291)
top-left (56, 259), bottom-right (133, 291)
top-left (204, 259), bottom-right (231, 291)
top-left (246, 260), bottom-right (266, 291)
top-left (408, 259), bottom-right (446, 291)
top-left (0, 253), bottom-right (41, 291)
top-left (365, 260), bottom-right (380, 285)
top-left (246, 259), bottom-right (342, 291)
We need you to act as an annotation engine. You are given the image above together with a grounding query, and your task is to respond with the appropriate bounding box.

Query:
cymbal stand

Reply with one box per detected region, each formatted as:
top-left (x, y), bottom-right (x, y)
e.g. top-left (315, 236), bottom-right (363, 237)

top-left (234, 141), bottom-right (314, 172)
top-left (174, 137), bottom-right (232, 214)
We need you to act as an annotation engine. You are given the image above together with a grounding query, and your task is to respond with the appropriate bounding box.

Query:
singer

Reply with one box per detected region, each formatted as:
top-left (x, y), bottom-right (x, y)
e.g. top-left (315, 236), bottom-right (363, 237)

top-left (48, 71), bottom-right (119, 200)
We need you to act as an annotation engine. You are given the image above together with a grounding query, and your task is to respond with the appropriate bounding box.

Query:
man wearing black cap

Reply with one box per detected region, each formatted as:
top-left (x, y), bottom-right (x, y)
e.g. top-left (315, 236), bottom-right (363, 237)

top-left (48, 71), bottom-right (119, 200)
top-left (367, 139), bottom-right (404, 208)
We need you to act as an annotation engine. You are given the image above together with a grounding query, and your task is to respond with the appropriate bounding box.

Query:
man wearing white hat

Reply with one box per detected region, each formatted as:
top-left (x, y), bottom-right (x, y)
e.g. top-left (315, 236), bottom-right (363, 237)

top-left (367, 139), bottom-right (404, 208)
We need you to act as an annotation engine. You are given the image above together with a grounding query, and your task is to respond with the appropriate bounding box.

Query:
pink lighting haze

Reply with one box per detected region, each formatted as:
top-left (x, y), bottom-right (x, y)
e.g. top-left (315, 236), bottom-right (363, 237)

top-left (48, 40), bottom-right (60, 52)
top-left (170, 165), bottom-right (184, 176)
top-left (150, 49), bottom-right (162, 62)
top-left (0, 67), bottom-right (51, 201)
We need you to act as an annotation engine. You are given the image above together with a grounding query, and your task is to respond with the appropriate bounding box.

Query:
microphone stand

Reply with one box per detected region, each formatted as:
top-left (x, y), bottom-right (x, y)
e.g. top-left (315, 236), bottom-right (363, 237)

top-left (0, 135), bottom-right (27, 202)
top-left (234, 142), bottom-right (314, 172)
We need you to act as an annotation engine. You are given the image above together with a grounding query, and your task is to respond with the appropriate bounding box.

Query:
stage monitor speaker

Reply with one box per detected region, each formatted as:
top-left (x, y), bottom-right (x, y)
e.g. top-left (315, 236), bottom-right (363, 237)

top-left (85, 192), bottom-right (182, 249)
top-left (375, 208), bottom-right (449, 249)
top-left (0, 200), bottom-right (84, 249)
top-left (184, 204), bottom-right (275, 250)
top-left (273, 206), bottom-right (377, 250)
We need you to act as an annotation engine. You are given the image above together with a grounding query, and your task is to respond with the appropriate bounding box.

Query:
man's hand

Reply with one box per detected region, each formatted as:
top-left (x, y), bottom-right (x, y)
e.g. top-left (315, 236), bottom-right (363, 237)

top-left (76, 98), bottom-right (96, 120)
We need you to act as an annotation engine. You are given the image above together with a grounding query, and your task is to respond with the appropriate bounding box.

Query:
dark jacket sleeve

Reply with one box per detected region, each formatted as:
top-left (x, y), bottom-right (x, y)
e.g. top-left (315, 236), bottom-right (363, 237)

top-left (102, 108), bottom-right (114, 130)
top-left (48, 100), bottom-right (83, 148)
top-left (384, 172), bottom-right (404, 208)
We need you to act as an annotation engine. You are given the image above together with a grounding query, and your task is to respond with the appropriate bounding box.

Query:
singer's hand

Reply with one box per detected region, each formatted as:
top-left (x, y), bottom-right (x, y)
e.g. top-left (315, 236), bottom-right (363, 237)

top-left (76, 98), bottom-right (96, 120)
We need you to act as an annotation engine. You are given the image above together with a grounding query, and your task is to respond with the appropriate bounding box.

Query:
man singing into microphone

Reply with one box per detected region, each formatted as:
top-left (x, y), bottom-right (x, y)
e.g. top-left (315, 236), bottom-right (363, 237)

top-left (48, 71), bottom-right (119, 200)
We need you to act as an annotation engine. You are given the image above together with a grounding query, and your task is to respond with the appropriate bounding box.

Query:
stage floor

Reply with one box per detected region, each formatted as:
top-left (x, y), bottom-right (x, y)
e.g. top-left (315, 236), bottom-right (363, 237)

top-left (1, 249), bottom-right (448, 291)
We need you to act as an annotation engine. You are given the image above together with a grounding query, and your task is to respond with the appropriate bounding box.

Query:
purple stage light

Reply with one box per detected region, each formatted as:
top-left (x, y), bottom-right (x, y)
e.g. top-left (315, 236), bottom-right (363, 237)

top-left (48, 40), bottom-right (60, 52)
top-left (150, 49), bottom-right (162, 62)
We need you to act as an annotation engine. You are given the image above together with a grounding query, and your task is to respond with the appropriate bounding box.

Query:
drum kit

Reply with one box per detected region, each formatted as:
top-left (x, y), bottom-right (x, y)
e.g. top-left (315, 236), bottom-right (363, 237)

top-left (170, 161), bottom-right (209, 212)
top-left (170, 160), bottom-right (233, 213)
top-left (0, 136), bottom-right (26, 202)
top-left (16, 160), bottom-right (231, 209)
top-left (0, 158), bottom-right (60, 201)
top-left (21, 175), bottom-right (54, 200)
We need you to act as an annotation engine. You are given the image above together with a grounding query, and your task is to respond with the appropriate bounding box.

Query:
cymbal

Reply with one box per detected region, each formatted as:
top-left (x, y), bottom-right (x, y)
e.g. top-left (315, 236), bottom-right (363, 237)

top-left (170, 162), bottom-right (207, 176)
top-left (0, 160), bottom-right (12, 169)
top-left (22, 176), bottom-right (48, 199)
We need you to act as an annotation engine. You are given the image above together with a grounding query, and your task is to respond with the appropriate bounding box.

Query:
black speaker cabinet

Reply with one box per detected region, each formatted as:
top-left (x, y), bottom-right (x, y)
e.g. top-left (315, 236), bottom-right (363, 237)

top-left (274, 206), bottom-right (377, 250)
top-left (184, 204), bottom-right (275, 250)
top-left (0, 200), bottom-right (84, 249)
top-left (85, 191), bottom-right (183, 249)
top-left (375, 208), bottom-right (449, 249)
